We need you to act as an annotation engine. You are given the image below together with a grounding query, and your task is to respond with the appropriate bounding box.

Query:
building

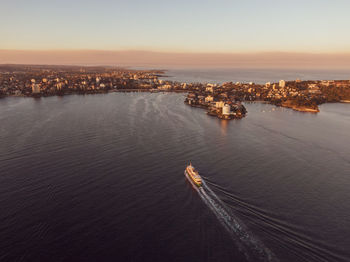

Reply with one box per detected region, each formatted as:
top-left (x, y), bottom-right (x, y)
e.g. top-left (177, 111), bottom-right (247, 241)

top-left (215, 101), bottom-right (225, 108)
top-left (222, 104), bottom-right (231, 115)
top-left (158, 84), bottom-right (172, 91)
top-left (32, 84), bottom-right (41, 94)
top-left (321, 80), bottom-right (330, 87)
top-left (206, 86), bottom-right (214, 93)
top-left (265, 82), bottom-right (271, 88)
top-left (205, 95), bottom-right (214, 103)
top-left (197, 95), bottom-right (205, 103)
top-left (279, 80), bottom-right (286, 88)
top-left (308, 84), bottom-right (317, 89)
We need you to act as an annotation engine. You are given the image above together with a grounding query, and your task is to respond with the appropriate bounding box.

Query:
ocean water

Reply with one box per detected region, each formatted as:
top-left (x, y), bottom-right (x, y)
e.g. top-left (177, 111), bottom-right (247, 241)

top-left (0, 93), bottom-right (350, 262)
top-left (160, 68), bottom-right (350, 84)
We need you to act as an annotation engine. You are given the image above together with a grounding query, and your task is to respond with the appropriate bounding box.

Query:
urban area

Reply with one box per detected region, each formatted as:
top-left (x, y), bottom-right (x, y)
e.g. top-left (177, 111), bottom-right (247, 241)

top-left (1, 65), bottom-right (350, 120)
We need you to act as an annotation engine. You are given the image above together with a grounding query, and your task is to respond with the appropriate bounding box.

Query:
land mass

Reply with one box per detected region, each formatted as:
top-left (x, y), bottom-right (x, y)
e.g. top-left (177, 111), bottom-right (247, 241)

top-left (1, 64), bottom-right (350, 120)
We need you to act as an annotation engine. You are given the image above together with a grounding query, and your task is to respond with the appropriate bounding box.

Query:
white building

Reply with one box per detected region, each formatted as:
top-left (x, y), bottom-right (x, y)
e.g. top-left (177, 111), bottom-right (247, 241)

top-left (279, 80), bottom-right (286, 88)
top-left (222, 104), bottom-right (231, 115)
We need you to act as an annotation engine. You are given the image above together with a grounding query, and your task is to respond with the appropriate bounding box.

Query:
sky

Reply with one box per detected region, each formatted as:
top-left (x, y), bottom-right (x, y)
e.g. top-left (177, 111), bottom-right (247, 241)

top-left (1, 0), bottom-right (350, 67)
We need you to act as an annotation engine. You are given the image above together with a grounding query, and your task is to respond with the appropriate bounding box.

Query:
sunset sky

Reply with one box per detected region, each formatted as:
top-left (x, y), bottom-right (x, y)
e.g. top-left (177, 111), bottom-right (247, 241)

top-left (1, 0), bottom-right (350, 67)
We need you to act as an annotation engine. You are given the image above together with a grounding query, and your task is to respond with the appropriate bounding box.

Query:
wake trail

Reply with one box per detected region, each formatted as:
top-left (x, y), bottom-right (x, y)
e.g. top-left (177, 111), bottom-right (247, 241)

top-left (197, 178), bottom-right (278, 262)
top-left (203, 180), bottom-right (346, 262)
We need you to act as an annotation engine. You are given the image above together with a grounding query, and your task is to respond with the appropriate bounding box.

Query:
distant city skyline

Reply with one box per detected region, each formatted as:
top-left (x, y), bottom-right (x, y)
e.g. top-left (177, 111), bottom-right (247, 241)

top-left (1, 0), bottom-right (350, 67)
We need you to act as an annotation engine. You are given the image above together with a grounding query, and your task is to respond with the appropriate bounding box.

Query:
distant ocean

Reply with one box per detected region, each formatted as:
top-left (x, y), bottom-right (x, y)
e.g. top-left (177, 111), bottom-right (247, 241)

top-left (158, 68), bottom-right (350, 84)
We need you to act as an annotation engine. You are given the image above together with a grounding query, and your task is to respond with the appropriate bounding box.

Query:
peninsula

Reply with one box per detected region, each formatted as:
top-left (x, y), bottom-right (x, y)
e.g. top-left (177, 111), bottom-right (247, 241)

top-left (1, 65), bottom-right (350, 120)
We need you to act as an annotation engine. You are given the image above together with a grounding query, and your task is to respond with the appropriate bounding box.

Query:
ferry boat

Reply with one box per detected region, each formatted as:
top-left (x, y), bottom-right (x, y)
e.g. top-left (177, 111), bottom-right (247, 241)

top-left (185, 163), bottom-right (202, 187)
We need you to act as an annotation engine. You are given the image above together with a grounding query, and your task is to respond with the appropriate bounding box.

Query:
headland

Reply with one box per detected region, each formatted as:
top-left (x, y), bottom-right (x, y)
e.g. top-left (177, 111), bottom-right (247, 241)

top-left (1, 64), bottom-right (350, 120)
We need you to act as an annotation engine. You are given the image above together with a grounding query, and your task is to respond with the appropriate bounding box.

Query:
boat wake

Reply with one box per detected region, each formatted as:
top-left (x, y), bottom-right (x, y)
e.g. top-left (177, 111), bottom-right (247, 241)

top-left (186, 172), bottom-right (278, 262)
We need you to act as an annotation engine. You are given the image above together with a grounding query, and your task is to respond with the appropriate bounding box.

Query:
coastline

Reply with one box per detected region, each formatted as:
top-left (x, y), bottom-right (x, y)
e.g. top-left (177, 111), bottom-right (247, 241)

top-left (1, 64), bottom-right (350, 119)
top-left (281, 101), bottom-right (319, 113)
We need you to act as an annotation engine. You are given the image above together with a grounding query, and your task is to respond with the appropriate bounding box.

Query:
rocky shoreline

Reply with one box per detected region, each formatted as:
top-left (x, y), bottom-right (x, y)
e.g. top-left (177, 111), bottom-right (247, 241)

top-left (281, 100), bottom-right (319, 113)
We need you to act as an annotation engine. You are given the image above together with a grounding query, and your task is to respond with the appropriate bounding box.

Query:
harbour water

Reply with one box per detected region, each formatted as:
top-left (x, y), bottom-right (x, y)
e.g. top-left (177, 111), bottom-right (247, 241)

top-left (160, 67), bottom-right (350, 84)
top-left (1, 93), bottom-right (350, 262)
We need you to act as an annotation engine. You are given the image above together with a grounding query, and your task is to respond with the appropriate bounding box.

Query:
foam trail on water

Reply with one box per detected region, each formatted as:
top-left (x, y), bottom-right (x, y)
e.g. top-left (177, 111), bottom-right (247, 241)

top-left (186, 172), bottom-right (278, 262)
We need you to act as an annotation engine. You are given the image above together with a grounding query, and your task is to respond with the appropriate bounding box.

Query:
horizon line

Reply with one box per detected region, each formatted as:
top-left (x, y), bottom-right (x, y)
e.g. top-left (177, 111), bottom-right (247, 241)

top-left (2, 49), bottom-right (350, 55)
top-left (1, 49), bottom-right (350, 69)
